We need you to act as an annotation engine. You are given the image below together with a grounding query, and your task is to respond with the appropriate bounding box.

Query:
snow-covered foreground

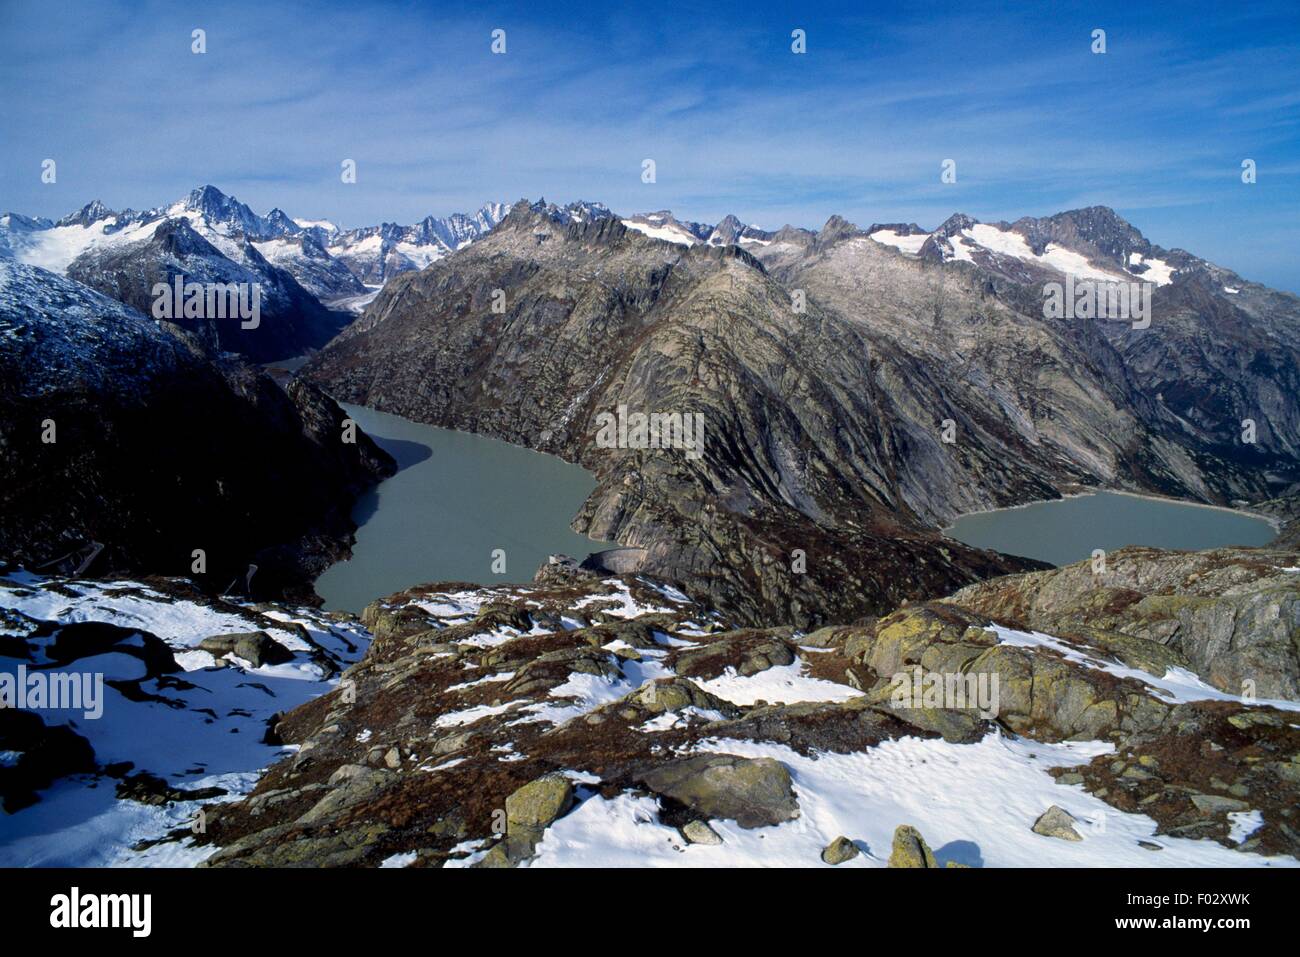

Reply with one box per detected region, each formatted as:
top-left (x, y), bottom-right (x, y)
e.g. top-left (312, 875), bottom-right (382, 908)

top-left (992, 624), bottom-right (1300, 713)
top-left (525, 733), bottom-right (1292, 868)
top-left (4, 569), bottom-right (1296, 868)
top-left (0, 571), bottom-right (369, 866)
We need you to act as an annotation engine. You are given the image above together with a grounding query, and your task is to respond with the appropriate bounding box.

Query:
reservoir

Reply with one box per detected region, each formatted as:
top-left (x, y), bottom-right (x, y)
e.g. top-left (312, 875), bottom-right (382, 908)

top-left (944, 490), bottom-right (1276, 567)
top-left (314, 404), bottom-right (607, 612)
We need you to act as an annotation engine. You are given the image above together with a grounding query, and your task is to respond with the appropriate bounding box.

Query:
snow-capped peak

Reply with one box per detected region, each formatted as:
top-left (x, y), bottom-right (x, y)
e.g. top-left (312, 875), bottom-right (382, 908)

top-left (55, 199), bottom-right (117, 229)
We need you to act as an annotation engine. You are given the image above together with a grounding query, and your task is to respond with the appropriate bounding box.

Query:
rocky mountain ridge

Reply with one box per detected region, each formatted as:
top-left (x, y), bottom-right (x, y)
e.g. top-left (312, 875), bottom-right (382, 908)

top-left (0, 259), bottom-right (395, 599)
top-left (0, 187), bottom-right (511, 358)
top-left (304, 198), bottom-right (1300, 627)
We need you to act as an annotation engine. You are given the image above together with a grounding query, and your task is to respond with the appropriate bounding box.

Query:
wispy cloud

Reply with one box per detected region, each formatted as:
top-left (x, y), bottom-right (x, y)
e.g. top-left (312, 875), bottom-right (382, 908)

top-left (1, 0), bottom-right (1297, 289)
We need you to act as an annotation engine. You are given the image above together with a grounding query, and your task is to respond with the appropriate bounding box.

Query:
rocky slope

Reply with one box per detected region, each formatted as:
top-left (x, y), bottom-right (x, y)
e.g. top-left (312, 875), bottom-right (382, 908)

top-left (303, 199), bottom-right (1300, 627)
top-left (946, 545), bottom-right (1300, 699)
top-left (188, 546), bottom-right (1300, 868)
top-left (67, 218), bottom-right (347, 363)
top-left (0, 187), bottom-right (510, 360)
top-left (306, 201), bottom-right (1042, 628)
top-left (7, 544), bottom-right (1291, 868)
top-left (758, 206), bottom-right (1300, 514)
top-left (0, 259), bottom-right (395, 600)
top-left (184, 546), bottom-right (1300, 867)
top-left (0, 571), bottom-right (371, 865)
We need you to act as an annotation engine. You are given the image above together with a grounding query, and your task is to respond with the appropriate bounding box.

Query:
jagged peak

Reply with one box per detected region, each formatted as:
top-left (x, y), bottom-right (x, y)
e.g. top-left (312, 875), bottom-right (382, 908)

top-left (933, 212), bottom-right (978, 237)
top-left (815, 215), bottom-right (863, 246)
top-left (55, 199), bottom-right (117, 228)
top-left (500, 198), bottom-right (615, 230)
top-left (770, 224), bottom-right (815, 243)
top-left (184, 184), bottom-right (232, 208)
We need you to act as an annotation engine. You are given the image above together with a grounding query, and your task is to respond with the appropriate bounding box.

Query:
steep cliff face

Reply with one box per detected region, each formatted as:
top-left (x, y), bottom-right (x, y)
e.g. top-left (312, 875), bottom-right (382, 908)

top-left (757, 214), bottom-right (1299, 517)
top-left (0, 259), bottom-right (394, 601)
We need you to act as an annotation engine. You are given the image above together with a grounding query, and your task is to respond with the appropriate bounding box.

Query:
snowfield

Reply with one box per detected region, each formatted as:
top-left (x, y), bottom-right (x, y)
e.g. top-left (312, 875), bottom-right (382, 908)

top-left (0, 570), bottom-right (369, 866)
top-left (621, 219), bottom-right (698, 246)
top-left (527, 734), bottom-right (1288, 868)
top-left (869, 229), bottom-right (931, 254)
top-left (1, 216), bottom-right (163, 275)
top-left (3, 569), bottom-right (1295, 869)
top-left (866, 219), bottom-right (1180, 287)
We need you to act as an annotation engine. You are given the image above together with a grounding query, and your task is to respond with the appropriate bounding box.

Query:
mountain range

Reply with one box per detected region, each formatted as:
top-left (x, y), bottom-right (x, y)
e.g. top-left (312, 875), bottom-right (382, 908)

top-left (0, 258), bottom-right (394, 598)
top-left (0, 187), bottom-right (508, 360)
top-left (4, 187), bottom-right (1298, 625)
top-left (2, 187), bottom-right (1299, 871)
top-left (303, 198), bottom-right (1300, 627)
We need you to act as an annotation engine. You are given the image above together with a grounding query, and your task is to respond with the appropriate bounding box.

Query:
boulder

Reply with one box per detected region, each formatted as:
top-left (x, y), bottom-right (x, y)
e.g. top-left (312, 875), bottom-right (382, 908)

top-left (1032, 805), bottom-right (1083, 841)
top-left (667, 630), bottom-right (796, 680)
top-left (1189, 793), bottom-right (1250, 816)
top-left (639, 754), bottom-right (799, 828)
top-left (888, 824), bottom-right (938, 867)
top-left (681, 820), bottom-right (723, 845)
top-left (624, 678), bottom-right (738, 719)
top-left (821, 836), bottom-right (860, 864)
top-left (505, 773), bottom-right (575, 830)
top-left (198, 631), bottom-right (294, 669)
top-left (474, 773), bottom-right (579, 866)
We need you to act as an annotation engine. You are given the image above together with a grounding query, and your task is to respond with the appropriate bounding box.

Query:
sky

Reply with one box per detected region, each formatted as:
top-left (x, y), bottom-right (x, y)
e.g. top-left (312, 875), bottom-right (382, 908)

top-left (1, 0), bottom-right (1298, 290)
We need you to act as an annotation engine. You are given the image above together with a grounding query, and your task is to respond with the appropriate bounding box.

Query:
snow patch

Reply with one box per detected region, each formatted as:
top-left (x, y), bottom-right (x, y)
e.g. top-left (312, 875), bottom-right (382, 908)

top-left (868, 230), bottom-right (931, 255)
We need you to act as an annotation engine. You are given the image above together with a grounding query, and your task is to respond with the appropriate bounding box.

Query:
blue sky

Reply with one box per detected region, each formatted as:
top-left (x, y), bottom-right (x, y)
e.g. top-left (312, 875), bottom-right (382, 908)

top-left (2, 0), bottom-right (1298, 290)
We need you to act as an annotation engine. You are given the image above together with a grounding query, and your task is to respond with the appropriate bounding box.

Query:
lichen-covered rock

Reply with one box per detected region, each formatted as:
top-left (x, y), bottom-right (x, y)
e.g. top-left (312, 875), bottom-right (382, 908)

top-left (505, 774), bottom-right (575, 830)
top-left (296, 765), bottom-right (391, 825)
top-left (681, 820), bottom-right (723, 845)
top-left (187, 566), bottom-right (1300, 869)
top-left (821, 836), bottom-right (860, 864)
top-left (948, 547), bottom-right (1300, 701)
top-left (848, 604), bottom-right (1175, 743)
top-left (624, 677), bottom-right (737, 718)
top-left (472, 773), bottom-right (579, 867)
top-left (888, 824), bottom-right (937, 867)
top-left (639, 754), bottom-right (799, 828)
top-left (667, 630), bottom-right (797, 680)
top-left (1032, 805), bottom-right (1083, 841)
